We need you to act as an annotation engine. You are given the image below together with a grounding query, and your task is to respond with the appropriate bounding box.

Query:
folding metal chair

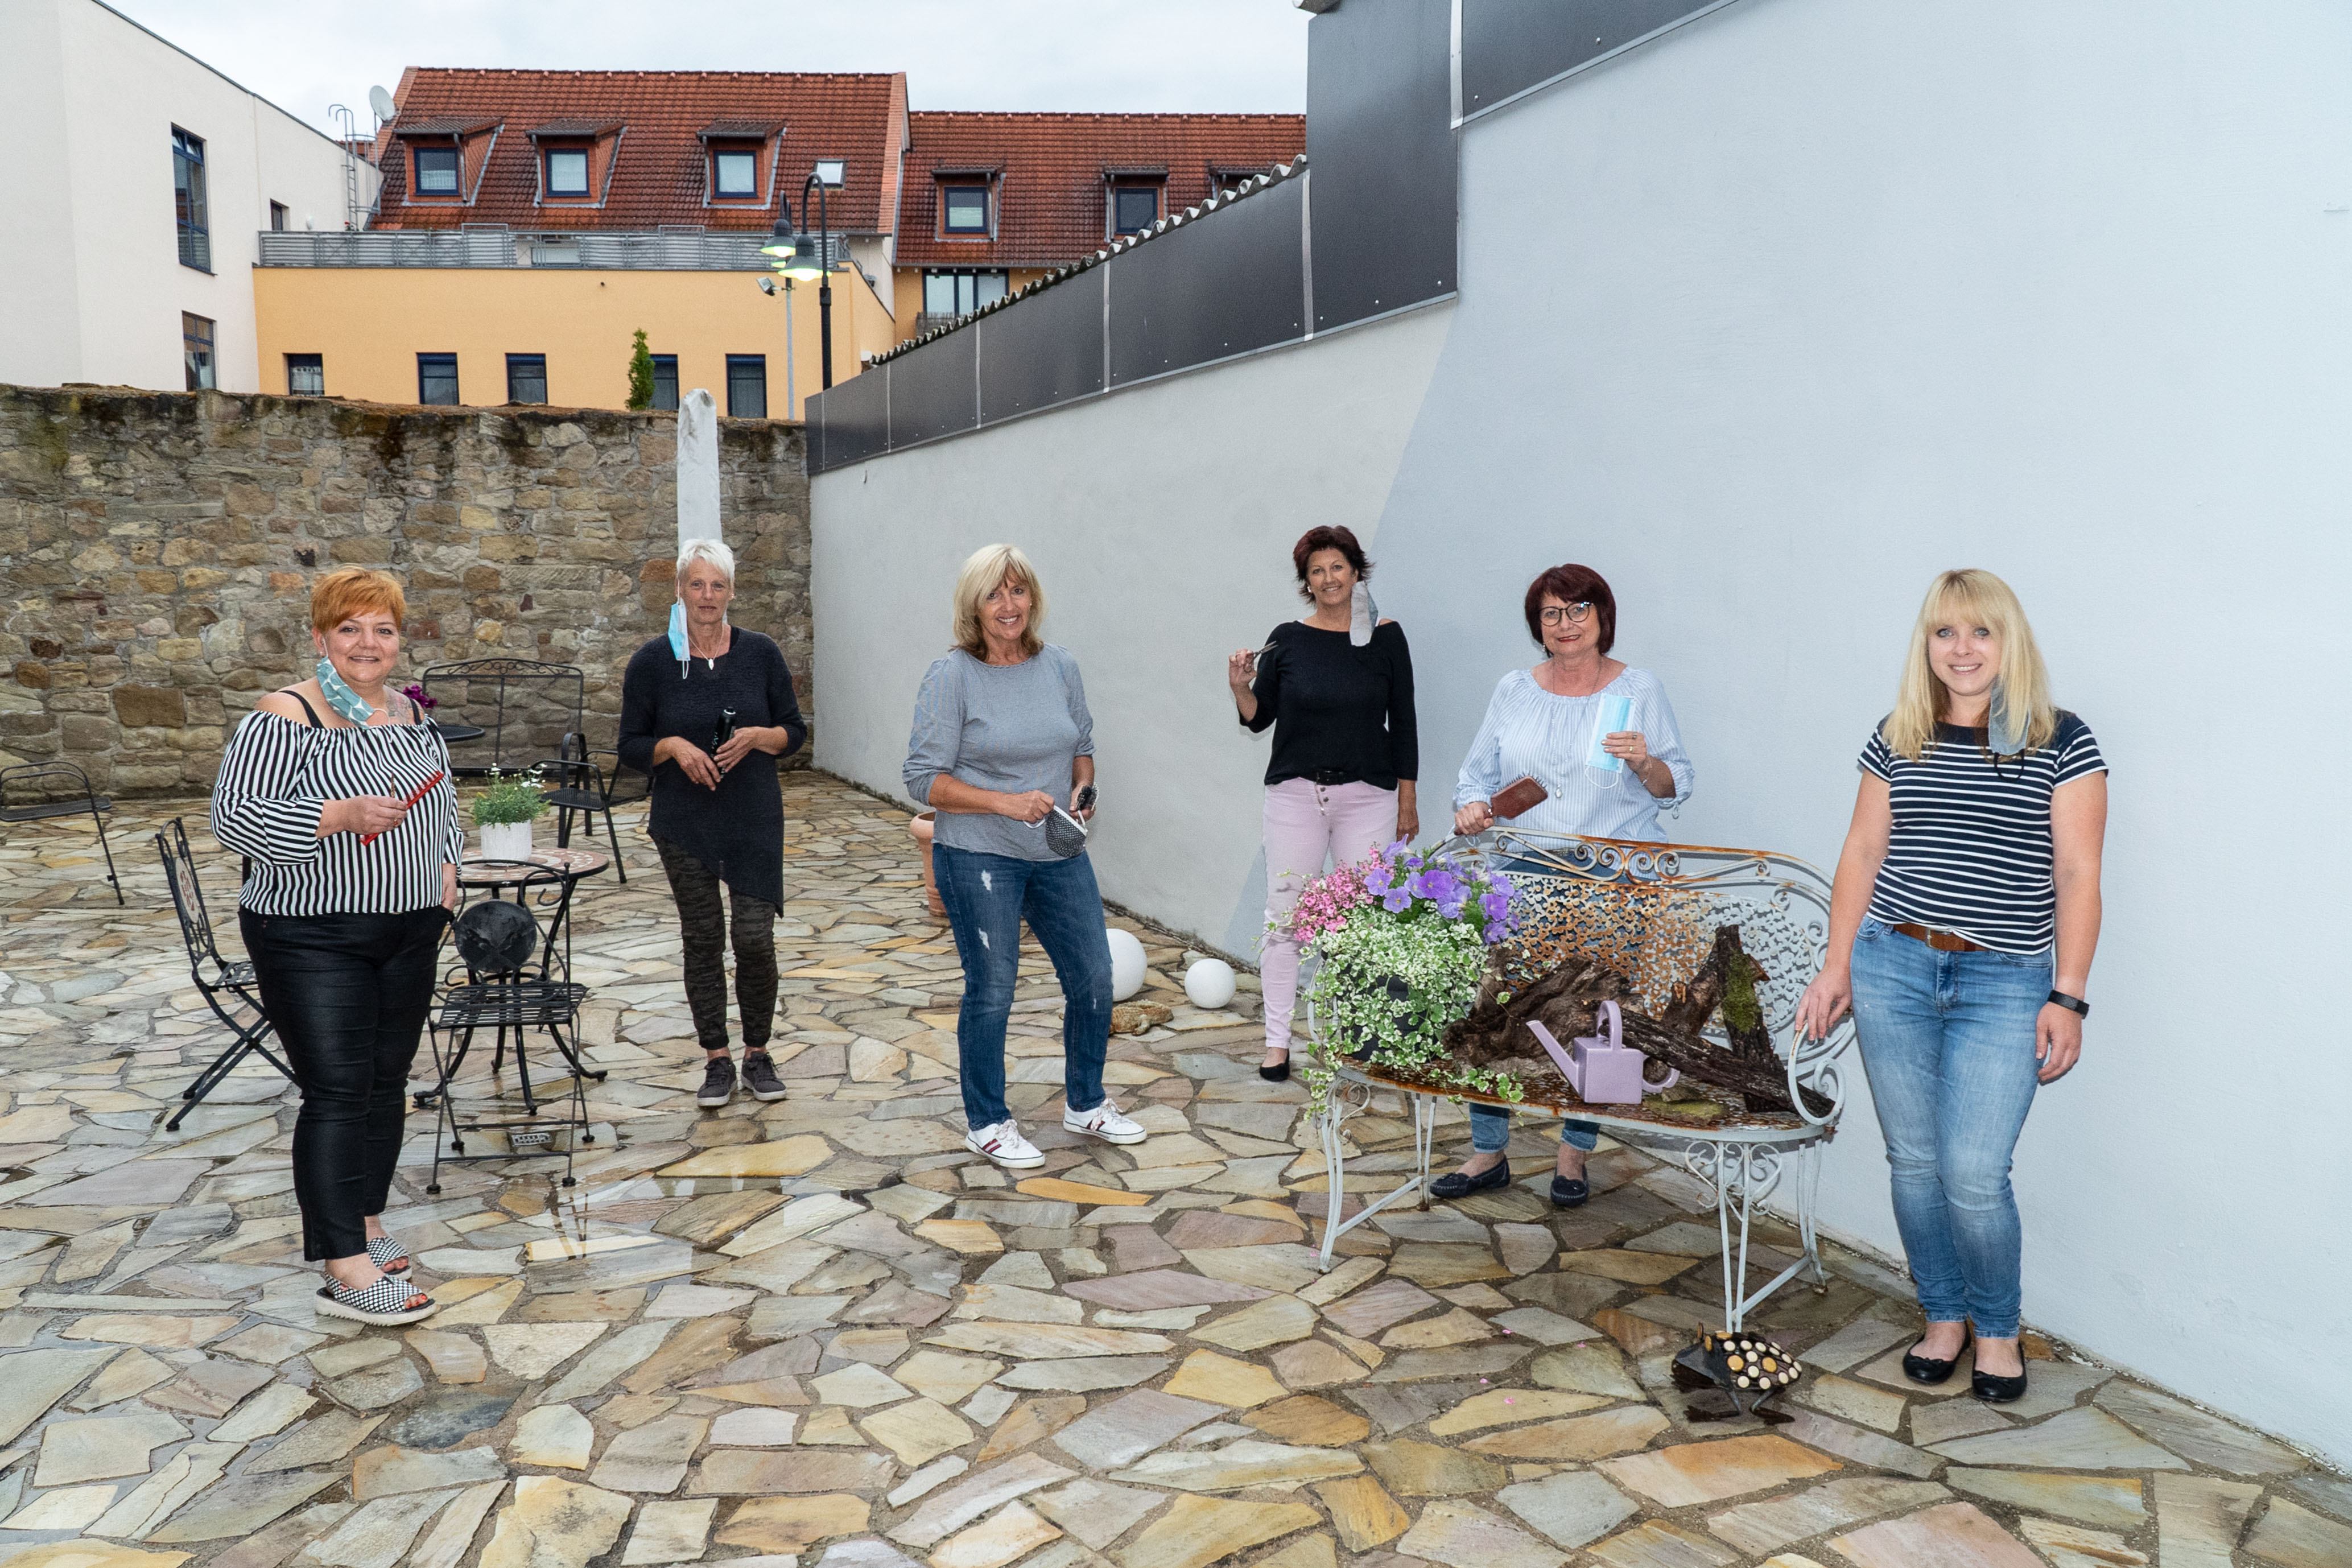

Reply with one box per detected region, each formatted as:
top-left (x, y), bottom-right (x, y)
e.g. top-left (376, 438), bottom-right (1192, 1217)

top-left (420, 862), bottom-right (600, 1193)
top-left (5, 761), bottom-right (122, 905)
top-left (539, 732), bottom-right (643, 883)
top-left (153, 819), bottom-right (295, 1131)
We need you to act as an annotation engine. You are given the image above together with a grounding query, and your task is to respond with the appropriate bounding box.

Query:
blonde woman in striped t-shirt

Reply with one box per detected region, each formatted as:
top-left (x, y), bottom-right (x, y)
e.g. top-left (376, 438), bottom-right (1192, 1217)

top-left (1796, 569), bottom-right (2108, 1405)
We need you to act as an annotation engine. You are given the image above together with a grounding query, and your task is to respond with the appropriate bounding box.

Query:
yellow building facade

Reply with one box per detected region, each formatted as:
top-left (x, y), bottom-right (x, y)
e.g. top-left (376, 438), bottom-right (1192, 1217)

top-left (252, 264), bottom-right (896, 421)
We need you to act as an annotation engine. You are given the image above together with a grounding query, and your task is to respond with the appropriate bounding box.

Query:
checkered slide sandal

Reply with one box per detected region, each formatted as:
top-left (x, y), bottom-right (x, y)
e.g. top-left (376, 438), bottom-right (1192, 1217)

top-left (366, 1236), bottom-right (411, 1274)
top-left (317, 1273), bottom-right (436, 1325)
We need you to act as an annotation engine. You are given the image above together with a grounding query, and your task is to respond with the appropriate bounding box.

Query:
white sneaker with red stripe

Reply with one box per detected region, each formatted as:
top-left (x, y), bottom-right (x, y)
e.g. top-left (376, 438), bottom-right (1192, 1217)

top-left (964, 1119), bottom-right (1046, 1169)
top-left (1063, 1098), bottom-right (1147, 1145)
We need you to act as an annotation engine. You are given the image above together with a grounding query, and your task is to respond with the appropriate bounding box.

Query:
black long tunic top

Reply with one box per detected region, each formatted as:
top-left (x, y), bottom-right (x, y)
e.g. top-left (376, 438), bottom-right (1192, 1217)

top-left (618, 628), bottom-right (806, 909)
top-left (1241, 620), bottom-right (1419, 789)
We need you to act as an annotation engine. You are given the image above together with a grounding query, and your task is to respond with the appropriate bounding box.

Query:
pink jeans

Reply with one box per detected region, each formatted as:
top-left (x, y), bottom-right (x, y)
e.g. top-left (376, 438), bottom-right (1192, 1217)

top-left (1261, 778), bottom-right (1399, 1055)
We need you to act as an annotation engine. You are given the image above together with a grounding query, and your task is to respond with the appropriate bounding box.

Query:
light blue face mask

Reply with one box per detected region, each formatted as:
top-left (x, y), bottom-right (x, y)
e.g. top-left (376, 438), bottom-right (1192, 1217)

top-left (1986, 678), bottom-right (2028, 756)
top-left (668, 601), bottom-right (690, 678)
top-left (315, 657), bottom-right (376, 724)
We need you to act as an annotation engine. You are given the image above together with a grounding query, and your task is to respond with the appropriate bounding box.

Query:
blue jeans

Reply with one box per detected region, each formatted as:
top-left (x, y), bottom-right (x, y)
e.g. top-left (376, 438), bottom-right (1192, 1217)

top-left (1470, 1104), bottom-right (1600, 1156)
top-left (934, 844), bottom-right (1114, 1132)
top-left (1851, 916), bottom-right (2050, 1338)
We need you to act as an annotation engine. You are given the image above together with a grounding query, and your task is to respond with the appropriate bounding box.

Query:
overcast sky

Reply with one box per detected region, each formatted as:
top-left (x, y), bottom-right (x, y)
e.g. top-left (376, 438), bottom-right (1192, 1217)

top-left (108, 0), bottom-right (1313, 137)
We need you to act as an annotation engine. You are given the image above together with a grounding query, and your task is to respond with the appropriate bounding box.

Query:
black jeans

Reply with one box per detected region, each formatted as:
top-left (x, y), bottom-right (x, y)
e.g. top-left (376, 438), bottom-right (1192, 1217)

top-left (241, 906), bottom-right (446, 1261)
top-left (654, 837), bottom-right (778, 1053)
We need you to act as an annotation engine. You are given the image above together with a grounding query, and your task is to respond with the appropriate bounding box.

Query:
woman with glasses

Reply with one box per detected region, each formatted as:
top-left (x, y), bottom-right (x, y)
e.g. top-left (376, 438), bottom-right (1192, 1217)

top-left (1228, 526), bottom-right (1418, 1082)
top-left (1440, 563), bottom-right (1694, 1208)
top-left (1795, 570), bottom-right (2106, 1404)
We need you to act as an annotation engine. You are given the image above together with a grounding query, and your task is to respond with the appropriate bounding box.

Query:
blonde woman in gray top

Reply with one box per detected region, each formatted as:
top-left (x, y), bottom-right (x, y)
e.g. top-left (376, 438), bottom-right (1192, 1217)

top-left (905, 544), bottom-right (1148, 1169)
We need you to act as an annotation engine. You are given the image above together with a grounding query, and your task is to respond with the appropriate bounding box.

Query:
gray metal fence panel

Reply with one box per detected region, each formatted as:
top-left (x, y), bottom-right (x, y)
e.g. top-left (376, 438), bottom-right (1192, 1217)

top-left (1108, 175), bottom-right (1306, 389)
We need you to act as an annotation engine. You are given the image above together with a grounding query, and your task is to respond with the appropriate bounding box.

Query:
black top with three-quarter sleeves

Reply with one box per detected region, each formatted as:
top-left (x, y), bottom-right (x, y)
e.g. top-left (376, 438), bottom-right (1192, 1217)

top-left (1241, 620), bottom-right (1419, 790)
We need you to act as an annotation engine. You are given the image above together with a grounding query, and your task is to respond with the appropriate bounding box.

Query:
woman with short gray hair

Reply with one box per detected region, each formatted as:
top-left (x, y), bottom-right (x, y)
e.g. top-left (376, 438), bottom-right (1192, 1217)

top-left (620, 539), bottom-right (807, 1108)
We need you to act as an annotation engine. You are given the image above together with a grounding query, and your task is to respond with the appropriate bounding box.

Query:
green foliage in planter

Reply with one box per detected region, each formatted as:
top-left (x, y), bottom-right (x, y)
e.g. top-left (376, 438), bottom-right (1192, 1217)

top-left (626, 329), bottom-right (656, 411)
top-left (470, 766), bottom-right (551, 827)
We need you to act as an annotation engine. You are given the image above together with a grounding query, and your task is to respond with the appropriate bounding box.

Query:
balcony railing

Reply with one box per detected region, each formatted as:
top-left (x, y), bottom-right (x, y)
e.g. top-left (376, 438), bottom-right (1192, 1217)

top-left (257, 229), bottom-right (848, 271)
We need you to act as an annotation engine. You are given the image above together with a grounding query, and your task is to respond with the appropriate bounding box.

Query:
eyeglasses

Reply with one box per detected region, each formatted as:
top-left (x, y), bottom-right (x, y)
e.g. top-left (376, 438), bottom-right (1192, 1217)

top-left (1538, 602), bottom-right (1594, 626)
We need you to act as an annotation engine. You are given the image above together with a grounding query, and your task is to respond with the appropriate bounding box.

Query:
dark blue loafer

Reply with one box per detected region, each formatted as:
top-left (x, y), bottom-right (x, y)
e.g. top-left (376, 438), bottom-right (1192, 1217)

top-left (1550, 1172), bottom-right (1590, 1208)
top-left (1430, 1161), bottom-right (1513, 1200)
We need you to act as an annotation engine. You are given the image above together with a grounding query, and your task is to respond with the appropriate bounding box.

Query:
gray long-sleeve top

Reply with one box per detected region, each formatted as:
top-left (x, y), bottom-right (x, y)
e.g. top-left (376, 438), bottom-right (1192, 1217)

top-left (903, 644), bottom-right (1094, 862)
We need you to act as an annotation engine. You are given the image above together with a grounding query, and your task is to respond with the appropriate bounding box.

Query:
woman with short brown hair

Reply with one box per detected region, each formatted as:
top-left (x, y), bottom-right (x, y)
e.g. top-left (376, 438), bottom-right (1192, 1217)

top-left (1228, 525), bottom-right (1419, 1081)
top-left (212, 568), bottom-right (461, 1324)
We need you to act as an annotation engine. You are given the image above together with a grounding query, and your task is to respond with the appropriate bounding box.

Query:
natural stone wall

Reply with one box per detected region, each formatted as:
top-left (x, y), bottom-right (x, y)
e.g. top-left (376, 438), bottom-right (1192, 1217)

top-left (0, 385), bottom-right (809, 795)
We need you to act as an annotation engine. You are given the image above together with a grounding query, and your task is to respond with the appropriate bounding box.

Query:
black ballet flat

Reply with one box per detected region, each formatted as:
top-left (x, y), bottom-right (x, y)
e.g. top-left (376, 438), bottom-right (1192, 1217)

top-left (1903, 1327), bottom-right (1973, 1386)
top-left (1549, 1172), bottom-right (1590, 1209)
top-left (1430, 1160), bottom-right (1513, 1200)
top-left (1258, 1053), bottom-right (1291, 1083)
top-left (1972, 1365), bottom-right (2029, 1404)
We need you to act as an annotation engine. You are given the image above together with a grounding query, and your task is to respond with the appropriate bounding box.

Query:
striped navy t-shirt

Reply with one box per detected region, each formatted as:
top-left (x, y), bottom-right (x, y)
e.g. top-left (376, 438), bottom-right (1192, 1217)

top-left (1859, 712), bottom-right (2106, 955)
top-left (212, 707), bottom-right (464, 915)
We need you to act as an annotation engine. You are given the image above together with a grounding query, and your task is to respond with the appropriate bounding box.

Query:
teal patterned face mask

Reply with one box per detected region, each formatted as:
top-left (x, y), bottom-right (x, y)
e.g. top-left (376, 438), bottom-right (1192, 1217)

top-left (315, 656), bottom-right (377, 724)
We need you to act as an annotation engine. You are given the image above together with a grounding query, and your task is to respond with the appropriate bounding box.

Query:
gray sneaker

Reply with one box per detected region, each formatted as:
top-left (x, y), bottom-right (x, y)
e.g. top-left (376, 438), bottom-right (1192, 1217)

top-left (741, 1052), bottom-right (788, 1103)
top-left (696, 1055), bottom-right (737, 1108)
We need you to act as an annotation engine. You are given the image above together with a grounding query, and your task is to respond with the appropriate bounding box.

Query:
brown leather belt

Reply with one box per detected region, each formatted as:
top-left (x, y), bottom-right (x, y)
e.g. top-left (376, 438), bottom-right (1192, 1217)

top-left (1890, 922), bottom-right (1990, 954)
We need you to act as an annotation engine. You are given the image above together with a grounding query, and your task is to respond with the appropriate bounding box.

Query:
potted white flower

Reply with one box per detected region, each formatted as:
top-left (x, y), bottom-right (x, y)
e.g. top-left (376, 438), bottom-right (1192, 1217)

top-left (470, 766), bottom-right (550, 861)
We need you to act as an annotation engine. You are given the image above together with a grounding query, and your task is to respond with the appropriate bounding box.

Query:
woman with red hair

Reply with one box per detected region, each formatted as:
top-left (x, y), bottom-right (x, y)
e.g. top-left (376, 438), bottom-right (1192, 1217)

top-left (212, 568), bottom-right (459, 1325)
top-left (1441, 563), bottom-right (1694, 1207)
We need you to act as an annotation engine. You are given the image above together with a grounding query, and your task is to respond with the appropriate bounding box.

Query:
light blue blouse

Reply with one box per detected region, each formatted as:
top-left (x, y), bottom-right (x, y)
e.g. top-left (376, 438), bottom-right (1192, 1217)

top-left (1453, 666), bottom-right (1694, 842)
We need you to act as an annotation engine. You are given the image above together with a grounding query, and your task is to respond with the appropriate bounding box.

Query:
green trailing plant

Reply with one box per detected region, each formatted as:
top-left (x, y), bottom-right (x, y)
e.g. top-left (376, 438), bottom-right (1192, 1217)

top-left (626, 329), bottom-right (656, 411)
top-left (1285, 841), bottom-right (1524, 1113)
top-left (469, 765), bottom-right (551, 828)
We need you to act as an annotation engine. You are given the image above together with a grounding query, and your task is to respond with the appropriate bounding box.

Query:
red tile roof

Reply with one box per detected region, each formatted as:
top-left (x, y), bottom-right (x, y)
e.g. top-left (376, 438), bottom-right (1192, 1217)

top-left (895, 112), bottom-right (1307, 269)
top-left (369, 68), bottom-right (906, 234)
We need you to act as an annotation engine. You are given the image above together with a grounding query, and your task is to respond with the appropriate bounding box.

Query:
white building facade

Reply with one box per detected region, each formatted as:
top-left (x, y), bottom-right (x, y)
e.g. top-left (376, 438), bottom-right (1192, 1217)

top-left (0, 0), bottom-right (369, 395)
top-left (811, 0), bottom-right (2352, 1467)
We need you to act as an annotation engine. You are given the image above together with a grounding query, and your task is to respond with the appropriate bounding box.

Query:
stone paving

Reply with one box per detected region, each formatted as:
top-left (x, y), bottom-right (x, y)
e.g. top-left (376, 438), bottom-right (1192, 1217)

top-left (0, 771), bottom-right (2345, 1568)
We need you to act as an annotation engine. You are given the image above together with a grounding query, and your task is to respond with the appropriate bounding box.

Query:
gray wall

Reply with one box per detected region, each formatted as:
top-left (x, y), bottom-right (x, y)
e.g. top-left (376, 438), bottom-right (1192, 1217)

top-left (816, 0), bottom-right (2352, 1463)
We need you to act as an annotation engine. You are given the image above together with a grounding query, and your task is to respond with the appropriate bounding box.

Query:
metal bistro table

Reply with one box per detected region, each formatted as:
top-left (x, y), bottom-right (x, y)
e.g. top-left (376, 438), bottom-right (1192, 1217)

top-left (456, 844), bottom-right (610, 981)
top-left (1311, 830), bottom-right (1859, 1333)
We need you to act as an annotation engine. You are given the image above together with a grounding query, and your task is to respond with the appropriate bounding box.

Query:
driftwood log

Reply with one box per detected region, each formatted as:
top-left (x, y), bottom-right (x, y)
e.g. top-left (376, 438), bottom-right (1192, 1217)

top-left (1442, 926), bottom-right (1825, 1119)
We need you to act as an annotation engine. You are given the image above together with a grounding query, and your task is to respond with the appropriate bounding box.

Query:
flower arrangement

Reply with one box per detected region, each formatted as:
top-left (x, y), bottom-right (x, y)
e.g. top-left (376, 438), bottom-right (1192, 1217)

top-left (401, 682), bottom-right (438, 712)
top-left (469, 765), bottom-right (550, 828)
top-left (1289, 841), bottom-right (1523, 1109)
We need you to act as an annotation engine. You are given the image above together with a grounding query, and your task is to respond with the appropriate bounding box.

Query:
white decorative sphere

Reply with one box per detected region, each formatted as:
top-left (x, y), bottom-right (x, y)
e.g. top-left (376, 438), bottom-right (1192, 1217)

top-left (1184, 958), bottom-right (1238, 1010)
top-left (1106, 929), bottom-right (1148, 1001)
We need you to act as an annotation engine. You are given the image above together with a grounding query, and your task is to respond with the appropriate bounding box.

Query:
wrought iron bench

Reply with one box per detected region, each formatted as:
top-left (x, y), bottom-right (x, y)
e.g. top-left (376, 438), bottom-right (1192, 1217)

top-left (1313, 830), bottom-right (1859, 1332)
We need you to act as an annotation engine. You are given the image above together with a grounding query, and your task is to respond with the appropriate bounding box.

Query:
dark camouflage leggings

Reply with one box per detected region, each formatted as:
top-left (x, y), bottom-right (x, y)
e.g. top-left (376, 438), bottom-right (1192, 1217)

top-left (654, 837), bottom-right (778, 1053)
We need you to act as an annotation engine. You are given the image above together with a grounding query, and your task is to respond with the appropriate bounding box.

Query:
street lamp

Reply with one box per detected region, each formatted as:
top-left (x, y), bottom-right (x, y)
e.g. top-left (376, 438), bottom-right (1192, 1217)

top-left (761, 159), bottom-right (847, 389)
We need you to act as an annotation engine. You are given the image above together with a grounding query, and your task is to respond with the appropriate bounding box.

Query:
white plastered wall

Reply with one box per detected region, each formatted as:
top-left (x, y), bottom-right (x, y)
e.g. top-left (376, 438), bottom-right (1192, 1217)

top-left (812, 303), bottom-right (1454, 954)
top-left (813, 0), bottom-right (2351, 1464)
top-left (0, 0), bottom-right (362, 394)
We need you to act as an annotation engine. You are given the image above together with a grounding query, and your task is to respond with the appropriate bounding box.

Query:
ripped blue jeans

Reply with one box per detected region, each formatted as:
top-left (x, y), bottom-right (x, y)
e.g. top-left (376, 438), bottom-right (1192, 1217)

top-left (934, 843), bottom-right (1113, 1132)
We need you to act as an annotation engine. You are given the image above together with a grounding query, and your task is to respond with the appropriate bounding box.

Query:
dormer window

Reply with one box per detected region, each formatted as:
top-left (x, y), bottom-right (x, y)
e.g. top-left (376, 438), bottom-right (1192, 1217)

top-left (1112, 185), bottom-right (1160, 236)
top-left (714, 150), bottom-right (758, 198)
top-left (415, 146), bottom-right (460, 196)
top-left (943, 185), bottom-right (990, 236)
top-left (545, 148), bottom-right (590, 197)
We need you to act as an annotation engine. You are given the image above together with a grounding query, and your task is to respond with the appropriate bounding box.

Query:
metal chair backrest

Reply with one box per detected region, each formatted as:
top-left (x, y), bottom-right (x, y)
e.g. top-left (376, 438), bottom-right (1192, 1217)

top-left (155, 818), bottom-right (227, 981)
top-left (1482, 830), bottom-right (1854, 1125)
top-left (420, 659), bottom-right (588, 775)
top-left (448, 860), bottom-right (569, 980)
top-left (1, 759), bottom-right (100, 811)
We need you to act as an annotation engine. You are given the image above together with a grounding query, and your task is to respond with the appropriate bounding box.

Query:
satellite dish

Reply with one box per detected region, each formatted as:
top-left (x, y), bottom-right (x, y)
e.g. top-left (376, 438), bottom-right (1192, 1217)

top-left (368, 85), bottom-right (397, 123)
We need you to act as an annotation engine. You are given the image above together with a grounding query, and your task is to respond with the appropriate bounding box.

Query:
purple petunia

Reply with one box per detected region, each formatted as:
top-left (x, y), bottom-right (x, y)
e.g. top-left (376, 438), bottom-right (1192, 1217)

top-left (1382, 885), bottom-right (1415, 914)
top-left (1479, 890), bottom-right (1511, 923)
top-left (1483, 921), bottom-right (1511, 944)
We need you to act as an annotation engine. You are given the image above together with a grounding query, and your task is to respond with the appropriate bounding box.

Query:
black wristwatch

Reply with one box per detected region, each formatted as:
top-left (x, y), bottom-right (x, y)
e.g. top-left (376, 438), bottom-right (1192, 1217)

top-left (2046, 990), bottom-right (2089, 1017)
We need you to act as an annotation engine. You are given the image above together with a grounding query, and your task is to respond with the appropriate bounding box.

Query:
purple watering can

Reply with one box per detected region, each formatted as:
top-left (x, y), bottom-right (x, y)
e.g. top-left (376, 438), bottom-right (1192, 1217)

top-left (1526, 1000), bottom-right (1678, 1105)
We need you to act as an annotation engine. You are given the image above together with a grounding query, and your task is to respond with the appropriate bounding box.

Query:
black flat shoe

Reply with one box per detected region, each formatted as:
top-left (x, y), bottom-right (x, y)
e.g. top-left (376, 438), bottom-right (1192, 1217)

top-left (1549, 1172), bottom-right (1590, 1208)
top-left (1972, 1366), bottom-right (2029, 1403)
top-left (1430, 1160), bottom-right (1512, 1200)
top-left (1903, 1327), bottom-right (1972, 1385)
top-left (1258, 1053), bottom-right (1291, 1083)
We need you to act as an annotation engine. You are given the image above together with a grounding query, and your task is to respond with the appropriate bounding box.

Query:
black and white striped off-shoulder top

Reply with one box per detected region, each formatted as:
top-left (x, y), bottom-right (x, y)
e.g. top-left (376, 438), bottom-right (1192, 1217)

top-left (211, 695), bottom-right (464, 915)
